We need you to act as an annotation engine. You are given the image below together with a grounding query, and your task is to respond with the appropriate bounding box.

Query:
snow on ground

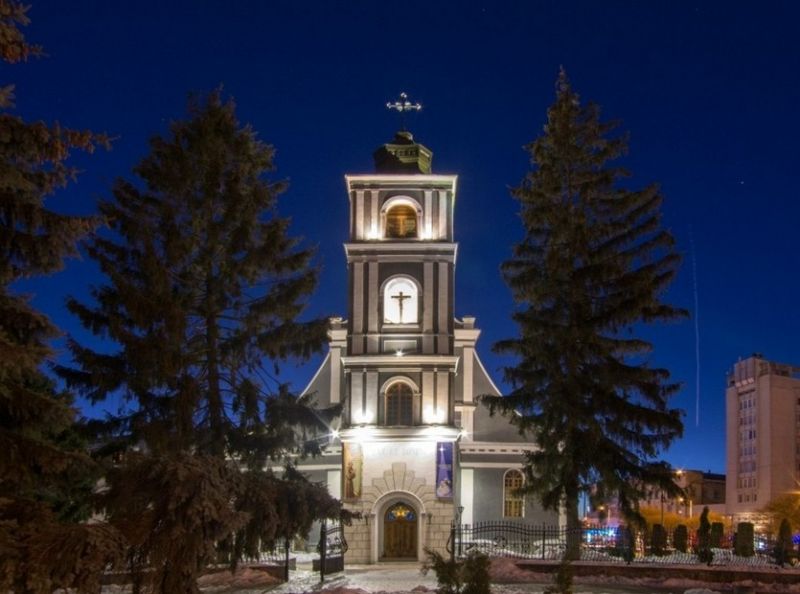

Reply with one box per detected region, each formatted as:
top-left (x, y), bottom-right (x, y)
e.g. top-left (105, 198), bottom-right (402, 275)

top-left (97, 558), bottom-right (800, 593)
top-left (198, 567), bottom-right (282, 591)
top-left (267, 559), bottom-right (800, 594)
top-left (264, 561), bottom-right (713, 594)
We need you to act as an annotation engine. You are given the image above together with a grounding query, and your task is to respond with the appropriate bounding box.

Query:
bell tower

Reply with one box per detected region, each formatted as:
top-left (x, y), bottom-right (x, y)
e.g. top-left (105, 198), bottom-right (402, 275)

top-left (300, 95), bottom-right (556, 563)
top-left (332, 95), bottom-right (461, 562)
top-left (342, 128), bottom-right (459, 429)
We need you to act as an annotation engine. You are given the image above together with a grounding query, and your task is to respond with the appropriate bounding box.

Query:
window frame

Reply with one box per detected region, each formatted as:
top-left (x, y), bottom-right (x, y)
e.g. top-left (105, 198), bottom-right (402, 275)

top-left (380, 196), bottom-right (423, 240)
top-left (503, 469), bottom-right (525, 518)
top-left (383, 380), bottom-right (416, 426)
top-left (382, 275), bottom-right (420, 326)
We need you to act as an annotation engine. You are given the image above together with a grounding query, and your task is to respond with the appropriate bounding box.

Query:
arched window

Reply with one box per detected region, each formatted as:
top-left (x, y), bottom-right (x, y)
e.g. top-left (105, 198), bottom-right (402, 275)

top-left (383, 277), bottom-right (418, 324)
top-left (385, 204), bottom-right (418, 238)
top-left (503, 469), bottom-right (524, 518)
top-left (385, 382), bottom-right (414, 426)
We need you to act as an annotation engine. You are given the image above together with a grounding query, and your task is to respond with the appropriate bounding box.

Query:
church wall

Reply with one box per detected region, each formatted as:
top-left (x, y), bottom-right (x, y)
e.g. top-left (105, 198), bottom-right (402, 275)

top-left (377, 371), bottom-right (422, 424)
top-left (423, 263), bottom-right (434, 349)
top-left (330, 348), bottom-right (344, 405)
top-left (367, 262), bottom-right (379, 349)
top-left (472, 356), bottom-right (500, 399)
top-left (347, 259), bottom-right (454, 355)
top-left (302, 354), bottom-right (332, 408)
top-left (378, 262), bottom-right (425, 284)
top-left (470, 351), bottom-right (530, 443)
top-left (472, 403), bottom-right (529, 443)
top-left (350, 186), bottom-right (456, 242)
top-left (302, 165), bottom-right (559, 566)
top-left (348, 261), bottom-right (364, 354)
top-left (453, 345), bottom-right (464, 397)
top-left (468, 467), bottom-right (558, 526)
top-left (461, 453), bottom-right (528, 465)
top-left (342, 442), bottom-right (455, 563)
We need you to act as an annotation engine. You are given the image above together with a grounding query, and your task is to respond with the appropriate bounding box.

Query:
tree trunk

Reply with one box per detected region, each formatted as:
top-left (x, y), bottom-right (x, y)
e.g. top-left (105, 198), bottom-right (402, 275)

top-left (206, 276), bottom-right (224, 457)
top-left (564, 489), bottom-right (582, 561)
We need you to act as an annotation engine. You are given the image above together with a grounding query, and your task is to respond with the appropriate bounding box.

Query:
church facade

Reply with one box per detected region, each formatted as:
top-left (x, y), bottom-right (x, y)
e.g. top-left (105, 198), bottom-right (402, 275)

top-left (297, 130), bottom-right (557, 564)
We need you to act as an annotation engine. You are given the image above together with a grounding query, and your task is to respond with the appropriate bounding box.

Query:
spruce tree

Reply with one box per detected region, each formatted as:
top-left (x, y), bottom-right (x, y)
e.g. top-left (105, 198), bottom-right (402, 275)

top-left (61, 90), bottom-right (344, 591)
top-left (0, 3), bottom-right (125, 591)
top-left (485, 70), bottom-right (685, 560)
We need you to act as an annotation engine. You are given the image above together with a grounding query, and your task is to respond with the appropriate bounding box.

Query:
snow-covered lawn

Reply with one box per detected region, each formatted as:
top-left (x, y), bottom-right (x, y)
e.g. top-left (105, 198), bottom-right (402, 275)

top-left (96, 554), bottom-right (800, 593)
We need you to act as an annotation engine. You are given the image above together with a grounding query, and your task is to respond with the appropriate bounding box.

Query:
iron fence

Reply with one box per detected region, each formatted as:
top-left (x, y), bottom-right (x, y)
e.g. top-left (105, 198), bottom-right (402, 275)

top-left (255, 538), bottom-right (290, 565)
top-left (450, 521), bottom-right (565, 560)
top-left (315, 521), bottom-right (347, 581)
top-left (449, 521), bottom-right (793, 567)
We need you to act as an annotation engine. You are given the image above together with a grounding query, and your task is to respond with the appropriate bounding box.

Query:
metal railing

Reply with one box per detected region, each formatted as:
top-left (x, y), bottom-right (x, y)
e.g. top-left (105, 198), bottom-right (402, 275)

top-left (450, 521), bottom-right (565, 560)
top-left (316, 521), bottom-right (347, 581)
top-left (448, 522), bottom-right (794, 567)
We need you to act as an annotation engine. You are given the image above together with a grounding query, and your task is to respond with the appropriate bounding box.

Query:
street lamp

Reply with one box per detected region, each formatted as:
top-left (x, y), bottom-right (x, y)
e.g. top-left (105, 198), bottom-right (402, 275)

top-left (675, 469), bottom-right (701, 519)
top-left (684, 481), bottom-right (702, 519)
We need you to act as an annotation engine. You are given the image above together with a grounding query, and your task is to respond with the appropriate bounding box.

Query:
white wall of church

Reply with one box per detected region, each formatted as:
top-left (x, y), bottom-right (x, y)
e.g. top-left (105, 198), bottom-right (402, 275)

top-left (327, 469), bottom-right (342, 500)
top-left (460, 468), bottom-right (474, 526)
top-left (343, 440), bottom-right (455, 563)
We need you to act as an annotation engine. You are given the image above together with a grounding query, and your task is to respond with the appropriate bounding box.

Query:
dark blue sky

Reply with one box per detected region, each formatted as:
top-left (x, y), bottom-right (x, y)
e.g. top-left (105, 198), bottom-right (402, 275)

top-left (12, 1), bottom-right (800, 474)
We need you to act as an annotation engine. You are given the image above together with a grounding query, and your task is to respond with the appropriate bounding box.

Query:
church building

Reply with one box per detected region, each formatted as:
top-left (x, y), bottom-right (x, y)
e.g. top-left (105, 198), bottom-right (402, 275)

top-left (298, 124), bottom-right (557, 564)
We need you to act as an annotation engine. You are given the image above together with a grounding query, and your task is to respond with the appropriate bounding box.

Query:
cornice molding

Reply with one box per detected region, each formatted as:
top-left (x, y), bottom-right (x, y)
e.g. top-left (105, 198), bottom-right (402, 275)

top-left (342, 355), bottom-right (459, 369)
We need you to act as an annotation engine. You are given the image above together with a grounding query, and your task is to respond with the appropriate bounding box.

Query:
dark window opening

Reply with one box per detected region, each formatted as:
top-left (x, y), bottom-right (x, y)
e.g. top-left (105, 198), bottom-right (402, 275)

top-left (386, 383), bottom-right (414, 425)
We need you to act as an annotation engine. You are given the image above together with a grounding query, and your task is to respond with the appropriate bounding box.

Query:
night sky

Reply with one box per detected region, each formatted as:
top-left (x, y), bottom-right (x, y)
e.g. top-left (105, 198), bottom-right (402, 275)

top-left (11, 1), bottom-right (800, 475)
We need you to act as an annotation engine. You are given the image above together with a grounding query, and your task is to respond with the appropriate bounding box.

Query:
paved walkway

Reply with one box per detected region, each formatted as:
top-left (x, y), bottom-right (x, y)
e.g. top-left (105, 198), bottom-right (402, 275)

top-left (270, 562), bottom-right (438, 593)
top-left (266, 563), bottom-right (654, 594)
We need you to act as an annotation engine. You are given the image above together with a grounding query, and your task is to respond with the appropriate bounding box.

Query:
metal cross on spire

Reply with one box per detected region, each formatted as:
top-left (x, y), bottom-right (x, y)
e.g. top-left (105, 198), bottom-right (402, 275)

top-left (386, 92), bottom-right (422, 131)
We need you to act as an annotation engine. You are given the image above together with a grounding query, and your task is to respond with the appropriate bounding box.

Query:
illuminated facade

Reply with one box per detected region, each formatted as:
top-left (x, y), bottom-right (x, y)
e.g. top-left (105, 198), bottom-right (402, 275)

top-left (725, 354), bottom-right (800, 525)
top-left (590, 469), bottom-right (726, 526)
top-left (298, 130), bottom-right (555, 563)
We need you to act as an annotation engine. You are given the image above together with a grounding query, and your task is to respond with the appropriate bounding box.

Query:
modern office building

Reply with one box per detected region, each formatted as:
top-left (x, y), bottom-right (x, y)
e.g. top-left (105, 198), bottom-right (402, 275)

top-left (726, 354), bottom-right (800, 525)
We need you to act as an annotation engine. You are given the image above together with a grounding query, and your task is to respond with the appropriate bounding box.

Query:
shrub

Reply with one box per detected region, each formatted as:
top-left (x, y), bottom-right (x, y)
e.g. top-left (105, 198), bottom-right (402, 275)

top-left (735, 522), bottom-right (755, 557)
top-left (544, 559), bottom-right (573, 594)
top-left (773, 519), bottom-right (792, 566)
top-left (673, 524), bottom-right (688, 553)
top-left (650, 524), bottom-right (667, 555)
top-left (461, 551), bottom-right (491, 594)
top-left (613, 525), bottom-right (634, 563)
top-left (695, 506), bottom-right (713, 565)
top-left (423, 548), bottom-right (490, 594)
top-left (710, 522), bottom-right (724, 548)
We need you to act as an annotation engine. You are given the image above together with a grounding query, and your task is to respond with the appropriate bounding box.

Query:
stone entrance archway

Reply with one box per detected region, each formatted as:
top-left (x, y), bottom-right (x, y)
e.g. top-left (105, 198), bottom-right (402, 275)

top-left (382, 501), bottom-right (417, 559)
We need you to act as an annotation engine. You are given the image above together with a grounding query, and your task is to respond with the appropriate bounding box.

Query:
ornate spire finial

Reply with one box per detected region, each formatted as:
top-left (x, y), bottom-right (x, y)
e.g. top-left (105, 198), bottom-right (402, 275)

top-left (386, 92), bottom-right (422, 131)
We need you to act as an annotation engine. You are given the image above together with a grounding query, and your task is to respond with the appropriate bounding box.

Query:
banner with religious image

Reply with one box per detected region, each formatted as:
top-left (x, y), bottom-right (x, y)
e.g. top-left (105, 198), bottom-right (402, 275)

top-left (435, 442), bottom-right (453, 499)
top-left (342, 442), bottom-right (363, 500)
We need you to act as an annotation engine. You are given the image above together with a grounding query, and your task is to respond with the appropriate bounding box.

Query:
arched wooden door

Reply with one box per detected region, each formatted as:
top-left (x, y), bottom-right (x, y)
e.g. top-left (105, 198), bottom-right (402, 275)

top-left (383, 502), bottom-right (417, 559)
